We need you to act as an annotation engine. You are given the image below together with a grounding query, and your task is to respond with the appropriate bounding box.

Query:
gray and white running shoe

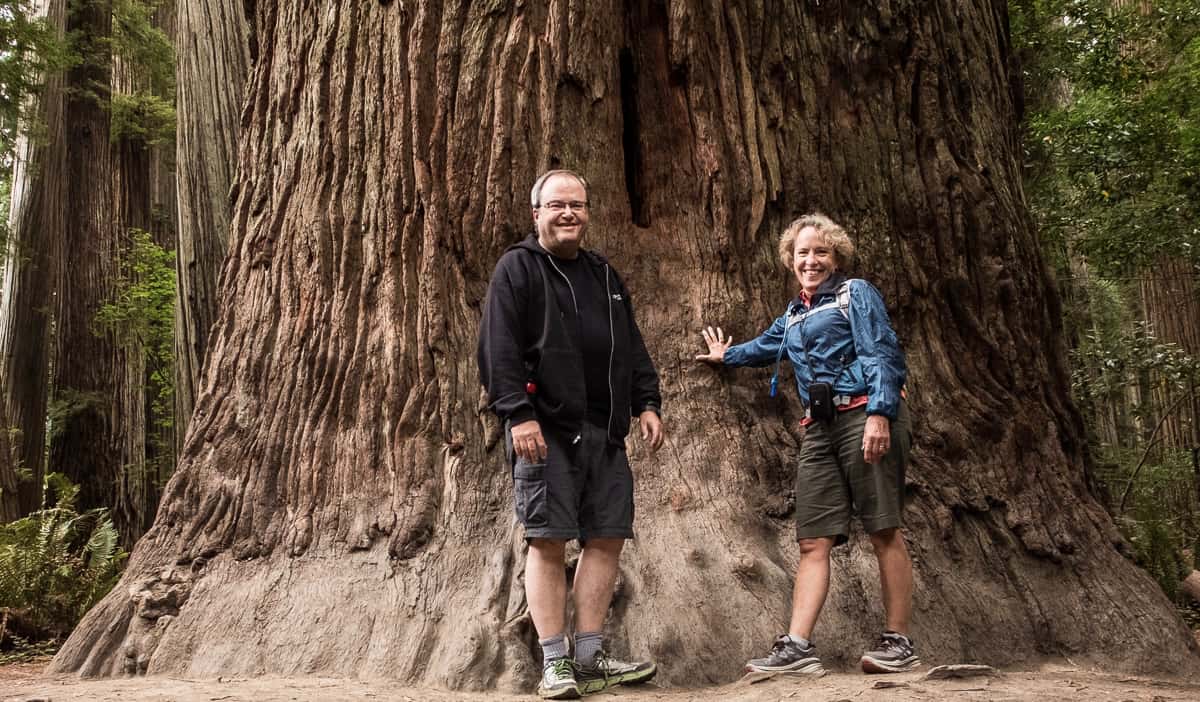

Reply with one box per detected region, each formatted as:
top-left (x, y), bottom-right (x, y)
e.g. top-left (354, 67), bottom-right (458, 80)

top-left (576, 650), bottom-right (657, 694)
top-left (745, 634), bottom-right (826, 675)
top-left (538, 657), bottom-right (580, 699)
top-left (861, 631), bottom-right (921, 673)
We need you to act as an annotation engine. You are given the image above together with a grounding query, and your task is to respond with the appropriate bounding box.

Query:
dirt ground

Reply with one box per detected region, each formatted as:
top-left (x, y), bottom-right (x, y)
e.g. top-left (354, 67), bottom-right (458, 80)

top-left (3, 660), bottom-right (1199, 702)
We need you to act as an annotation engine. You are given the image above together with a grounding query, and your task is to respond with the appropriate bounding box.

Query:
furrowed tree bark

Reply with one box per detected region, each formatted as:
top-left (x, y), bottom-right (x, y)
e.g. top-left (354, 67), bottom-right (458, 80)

top-left (173, 0), bottom-right (250, 455)
top-left (110, 61), bottom-right (152, 544)
top-left (1139, 258), bottom-right (1200, 450)
top-left (147, 0), bottom-right (181, 516)
top-left (50, 0), bottom-right (144, 543)
top-left (106, 0), bottom-right (181, 542)
top-left (0, 0), bottom-right (68, 519)
top-left (53, 0), bottom-right (1199, 687)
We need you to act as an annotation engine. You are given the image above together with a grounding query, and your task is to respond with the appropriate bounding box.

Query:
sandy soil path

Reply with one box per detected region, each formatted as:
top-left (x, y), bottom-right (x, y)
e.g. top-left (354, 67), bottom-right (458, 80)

top-left (3, 661), bottom-right (1198, 701)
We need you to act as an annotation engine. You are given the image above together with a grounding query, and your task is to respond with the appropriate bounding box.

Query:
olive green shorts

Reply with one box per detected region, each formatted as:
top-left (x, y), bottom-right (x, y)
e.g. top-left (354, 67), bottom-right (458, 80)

top-left (794, 402), bottom-right (911, 544)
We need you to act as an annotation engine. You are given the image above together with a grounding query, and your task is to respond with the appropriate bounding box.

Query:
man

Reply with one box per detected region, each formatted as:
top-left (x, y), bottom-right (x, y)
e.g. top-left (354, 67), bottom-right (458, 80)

top-left (478, 169), bottom-right (664, 699)
top-left (696, 214), bottom-right (918, 675)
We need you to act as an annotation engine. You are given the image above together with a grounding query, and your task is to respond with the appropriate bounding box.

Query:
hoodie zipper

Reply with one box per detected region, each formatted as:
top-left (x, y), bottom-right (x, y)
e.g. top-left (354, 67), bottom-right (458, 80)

top-left (545, 255), bottom-right (584, 445)
top-left (605, 264), bottom-right (615, 440)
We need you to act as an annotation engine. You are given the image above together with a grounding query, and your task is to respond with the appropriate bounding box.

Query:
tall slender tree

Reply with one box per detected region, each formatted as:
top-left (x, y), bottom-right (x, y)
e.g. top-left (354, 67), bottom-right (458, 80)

top-left (106, 0), bottom-right (180, 538)
top-left (0, 0), bottom-right (68, 518)
top-left (49, 0), bottom-right (146, 541)
top-left (53, 0), bottom-right (1198, 686)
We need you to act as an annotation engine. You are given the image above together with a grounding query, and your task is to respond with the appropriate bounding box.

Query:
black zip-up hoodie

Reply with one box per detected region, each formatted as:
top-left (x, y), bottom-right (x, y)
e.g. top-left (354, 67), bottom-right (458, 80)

top-left (477, 235), bottom-right (662, 444)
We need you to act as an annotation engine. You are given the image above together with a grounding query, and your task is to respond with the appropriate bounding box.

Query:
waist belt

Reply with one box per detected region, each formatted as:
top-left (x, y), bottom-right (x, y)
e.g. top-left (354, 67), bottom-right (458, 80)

top-left (803, 394), bottom-right (854, 420)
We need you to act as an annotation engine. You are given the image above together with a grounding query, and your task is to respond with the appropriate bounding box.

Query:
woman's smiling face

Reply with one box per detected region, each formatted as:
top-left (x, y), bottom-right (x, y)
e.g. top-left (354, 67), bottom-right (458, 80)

top-left (793, 226), bottom-right (836, 295)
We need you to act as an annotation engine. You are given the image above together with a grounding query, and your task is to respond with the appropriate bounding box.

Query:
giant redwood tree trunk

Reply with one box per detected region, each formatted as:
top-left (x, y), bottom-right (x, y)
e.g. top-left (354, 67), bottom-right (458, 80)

top-left (172, 0), bottom-right (249, 454)
top-left (0, 0), bottom-right (68, 519)
top-left (50, 0), bottom-right (147, 543)
top-left (53, 0), bottom-right (1199, 686)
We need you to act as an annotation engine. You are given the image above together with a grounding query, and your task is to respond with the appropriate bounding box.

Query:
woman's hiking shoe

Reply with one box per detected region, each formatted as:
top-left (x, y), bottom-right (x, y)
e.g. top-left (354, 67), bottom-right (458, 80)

top-left (744, 635), bottom-right (826, 675)
top-left (860, 631), bottom-right (921, 673)
top-left (575, 650), bottom-right (657, 694)
top-left (538, 657), bottom-right (580, 699)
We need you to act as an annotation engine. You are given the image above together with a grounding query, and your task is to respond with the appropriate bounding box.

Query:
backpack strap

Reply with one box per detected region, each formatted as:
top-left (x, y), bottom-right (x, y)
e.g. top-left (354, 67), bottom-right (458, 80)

top-left (836, 280), bottom-right (853, 319)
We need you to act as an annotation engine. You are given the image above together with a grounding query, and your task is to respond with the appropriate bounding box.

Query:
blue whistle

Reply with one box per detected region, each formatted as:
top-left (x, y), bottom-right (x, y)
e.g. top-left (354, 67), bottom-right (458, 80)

top-left (769, 376), bottom-right (778, 398)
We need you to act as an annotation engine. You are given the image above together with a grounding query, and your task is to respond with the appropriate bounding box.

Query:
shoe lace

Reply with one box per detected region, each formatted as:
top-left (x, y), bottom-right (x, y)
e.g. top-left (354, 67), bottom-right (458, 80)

top-left (770, 635), bottom-right (792, 655)
top-left (875, 633), bottom-right (907, 653)
top-left (547, 657), bottom-right (574, 679)
top-left (587, 650), bottom-right (614, 680)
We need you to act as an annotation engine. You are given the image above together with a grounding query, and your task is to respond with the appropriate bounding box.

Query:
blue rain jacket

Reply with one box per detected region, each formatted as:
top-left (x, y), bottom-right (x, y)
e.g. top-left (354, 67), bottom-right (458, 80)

top-left (723, 273), bottom-right (907, 420)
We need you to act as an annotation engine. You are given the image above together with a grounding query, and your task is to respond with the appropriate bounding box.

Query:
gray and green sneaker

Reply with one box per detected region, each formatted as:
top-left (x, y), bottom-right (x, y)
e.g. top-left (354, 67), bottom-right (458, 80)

top-left (860, 631), bottom-right (920, 673)
top-left (576, 650), bottom-right (657, 694)
top-left (538, 657), bottom-right (580, 699)
top-left (745, 634), bottom-right (826, 675)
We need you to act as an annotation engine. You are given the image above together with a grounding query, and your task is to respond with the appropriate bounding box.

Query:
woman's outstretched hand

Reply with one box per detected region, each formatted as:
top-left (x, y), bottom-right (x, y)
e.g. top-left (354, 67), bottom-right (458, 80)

top-left (696, 326), bottom-right (733, 364)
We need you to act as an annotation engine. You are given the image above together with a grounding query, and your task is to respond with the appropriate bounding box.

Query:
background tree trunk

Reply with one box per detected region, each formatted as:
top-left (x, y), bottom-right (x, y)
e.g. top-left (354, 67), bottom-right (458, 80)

top-left (0, 0), bottom-right (68, 519)
top-left (52, 0), bottom-right (1199, 686)
top-left (146, 0), bottom-right (178, 537)
top-left (1139, 258), bottom-right (1200, 450)
top-left (172, 0), bottom-right (250, 454)
top-left (107, 0), bottom-right (181, 542)
top-left (50, 0), bottom-right (146, 543)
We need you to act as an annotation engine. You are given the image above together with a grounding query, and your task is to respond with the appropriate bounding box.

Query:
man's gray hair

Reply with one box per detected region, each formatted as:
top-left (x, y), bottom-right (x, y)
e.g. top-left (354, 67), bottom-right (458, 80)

top-left (530, 169), bottom-right (591, 207)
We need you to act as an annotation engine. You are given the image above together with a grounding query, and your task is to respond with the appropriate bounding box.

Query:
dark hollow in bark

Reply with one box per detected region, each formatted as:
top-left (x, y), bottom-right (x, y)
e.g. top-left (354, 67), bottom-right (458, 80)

top-left (52, 0), bottom-right (1199, 688)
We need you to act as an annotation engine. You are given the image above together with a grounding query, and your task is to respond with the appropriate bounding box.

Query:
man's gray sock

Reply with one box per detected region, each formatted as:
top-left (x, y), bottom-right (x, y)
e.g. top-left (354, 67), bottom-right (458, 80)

top-left (574, 631), bottom-right (603, 666)
top-left (786, 634), bottom-right (812, 649)
top-left (540, 633), bottom-right (570, 664)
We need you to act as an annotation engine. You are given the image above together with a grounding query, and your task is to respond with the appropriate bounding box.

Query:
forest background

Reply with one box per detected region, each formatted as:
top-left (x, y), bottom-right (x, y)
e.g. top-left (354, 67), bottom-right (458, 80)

top-left (0, 0), bottom-right (1197, 683)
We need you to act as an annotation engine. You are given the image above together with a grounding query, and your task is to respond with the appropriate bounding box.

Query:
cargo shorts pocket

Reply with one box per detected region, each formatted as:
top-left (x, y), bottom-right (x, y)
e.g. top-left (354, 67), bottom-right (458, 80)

top-left (513, 462), bottom-right (549, 528)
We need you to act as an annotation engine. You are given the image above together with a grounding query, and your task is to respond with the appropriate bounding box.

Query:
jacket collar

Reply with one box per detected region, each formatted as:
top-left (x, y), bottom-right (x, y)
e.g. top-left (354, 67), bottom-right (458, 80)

top-left (791, 271), bottom-right (848, 311)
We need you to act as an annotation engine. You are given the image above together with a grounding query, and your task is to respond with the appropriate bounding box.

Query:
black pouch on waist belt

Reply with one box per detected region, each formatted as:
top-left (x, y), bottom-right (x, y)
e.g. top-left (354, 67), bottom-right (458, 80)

top-left (808, 382), bottom-right (835, 423)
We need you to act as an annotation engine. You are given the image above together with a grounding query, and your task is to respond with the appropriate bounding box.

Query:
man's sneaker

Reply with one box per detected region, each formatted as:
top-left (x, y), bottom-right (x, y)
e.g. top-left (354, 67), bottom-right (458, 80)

top-left (575, 650), bottom-right (657, 694)
top-left (744, 634), bottom-right (826, 675)
top-left (538, 657), bottom-right (580, 699)
top-left (860, 631), bottom-right (920, 673)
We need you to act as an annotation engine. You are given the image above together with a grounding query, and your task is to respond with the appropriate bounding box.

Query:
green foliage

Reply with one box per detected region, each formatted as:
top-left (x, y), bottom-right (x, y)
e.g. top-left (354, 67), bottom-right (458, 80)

top-left (1100, 446), bottom-right (1195, 601)
top-left (0, 0), bottom-right (74, 160)
top-left (46, 389), bottom-right (103, 444)
top-left (110, 89), bottom-right (173, 144)
top-left (111, 0), bottom-right (172, 95)
top-left (0, 170), bottom-right (10, 260)
top-left (108, 0), bottom-right (175, 144)
top-left (94, 228), bottom-right (175, 438)
top-left (1015, 0), bottom-right (1200, 277)
top-left (0, 0), bottom-right (73, 260)
top-left (1015, 0), bottom-right (1200, 603)
top-left (0, 473), bottom-right (127, 647)
top-left (1072, 321), bottom-right (1200, 422)
top-left (0, 633), bottom-right (57, 662)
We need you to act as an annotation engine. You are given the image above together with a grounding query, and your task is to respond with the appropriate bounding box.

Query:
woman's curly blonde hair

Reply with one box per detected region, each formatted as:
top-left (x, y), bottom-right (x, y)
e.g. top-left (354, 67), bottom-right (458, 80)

top-left (778, 213), bottom-right (855, 269)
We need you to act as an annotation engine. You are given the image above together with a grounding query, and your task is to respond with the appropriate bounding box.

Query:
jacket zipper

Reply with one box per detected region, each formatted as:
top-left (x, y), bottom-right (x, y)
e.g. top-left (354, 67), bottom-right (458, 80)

top-left (545, 256), bottom-right (584, 444)
top-left (605, 264), bottom-right (615, 440)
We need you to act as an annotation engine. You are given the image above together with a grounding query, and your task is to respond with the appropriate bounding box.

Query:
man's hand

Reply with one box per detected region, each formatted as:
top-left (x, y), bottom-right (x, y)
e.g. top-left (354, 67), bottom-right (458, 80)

top-left (639, 410), bottom-right (664, 452)
top-left (695, 326), bottom-right (732, 364)
top-left (862, 414), bottom-right (891, 464)
top-left (511, 419), bottom-right (548, 463)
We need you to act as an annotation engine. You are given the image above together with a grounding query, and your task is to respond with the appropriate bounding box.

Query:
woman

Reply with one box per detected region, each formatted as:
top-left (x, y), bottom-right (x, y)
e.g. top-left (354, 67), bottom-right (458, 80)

top-left (696, 213), bottom-right (919, 675)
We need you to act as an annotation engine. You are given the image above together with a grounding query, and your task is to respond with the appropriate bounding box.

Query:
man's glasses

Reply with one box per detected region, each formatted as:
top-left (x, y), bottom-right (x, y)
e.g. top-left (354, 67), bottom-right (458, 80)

top-left (539, 200), bottom-right (589, 213)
